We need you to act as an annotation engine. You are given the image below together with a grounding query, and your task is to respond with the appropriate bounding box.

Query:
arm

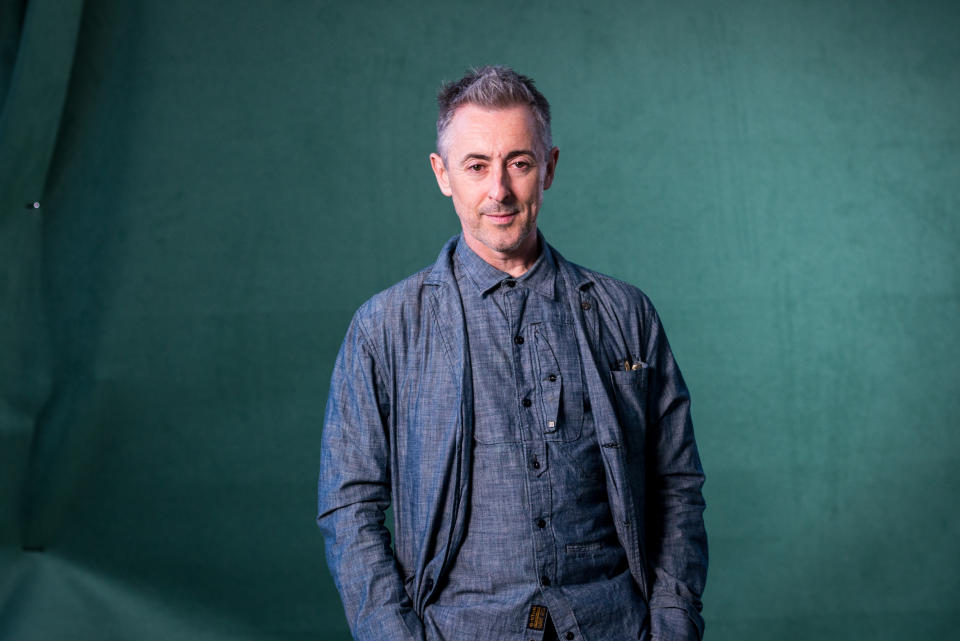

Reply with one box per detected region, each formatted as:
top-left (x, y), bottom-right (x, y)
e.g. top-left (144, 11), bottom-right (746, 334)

top-left (644, 307), bottom-right (708, 641)
top-left (317, 315), bottom-right (425, 641)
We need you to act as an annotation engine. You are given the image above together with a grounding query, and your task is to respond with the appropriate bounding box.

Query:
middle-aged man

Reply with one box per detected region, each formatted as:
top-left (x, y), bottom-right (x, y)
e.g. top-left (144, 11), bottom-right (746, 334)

top-left (318, 66), bottom-right (707, 641)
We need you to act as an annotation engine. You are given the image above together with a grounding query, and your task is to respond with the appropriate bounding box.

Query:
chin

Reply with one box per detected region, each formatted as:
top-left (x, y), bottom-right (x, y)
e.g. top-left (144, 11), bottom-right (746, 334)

top-left (489, 234), bottom-right (530, 254)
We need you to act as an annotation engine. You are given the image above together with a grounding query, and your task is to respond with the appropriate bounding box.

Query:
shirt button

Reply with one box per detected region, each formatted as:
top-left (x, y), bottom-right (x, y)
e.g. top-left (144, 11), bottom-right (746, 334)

top-left (522, 398), bottom-right (532, 407)
top-left (514, 335), bottom-right (524, 345)
top-left (425, 577), bottom-right (434, 591)
top-left (541, 575), bottom-right (551, 586)
top-left (580, 300), bottom-right (591, 310)
top-left (547, 373), bottom-right (557, 382)
top-left (504, 279), bottom-right (516, 288)
top-left (565, 633), bottom-right (574, 640)
top-left (531, 459), bottom-right (540, 470)
top-left (536, 518), bottom-right (546, 528)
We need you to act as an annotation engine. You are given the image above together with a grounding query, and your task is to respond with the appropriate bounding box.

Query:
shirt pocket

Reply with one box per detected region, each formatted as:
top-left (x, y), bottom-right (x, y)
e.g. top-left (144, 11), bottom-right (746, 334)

top-left (533, 326), bottom-right (584, 441)
top-left (608, 363), bottom-right (650, 438)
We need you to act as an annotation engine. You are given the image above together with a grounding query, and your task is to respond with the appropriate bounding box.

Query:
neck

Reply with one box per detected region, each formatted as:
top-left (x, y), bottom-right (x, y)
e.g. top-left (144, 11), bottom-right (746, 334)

top-left (463, 231), bottom-right (540, 277)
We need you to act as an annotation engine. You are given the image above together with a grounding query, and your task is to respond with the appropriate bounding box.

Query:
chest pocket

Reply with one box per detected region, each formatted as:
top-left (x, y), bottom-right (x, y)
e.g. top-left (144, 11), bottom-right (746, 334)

top-left (608, 364), bottom-right (651, 462)
top-left (533, 323), bottom-right (585, 442)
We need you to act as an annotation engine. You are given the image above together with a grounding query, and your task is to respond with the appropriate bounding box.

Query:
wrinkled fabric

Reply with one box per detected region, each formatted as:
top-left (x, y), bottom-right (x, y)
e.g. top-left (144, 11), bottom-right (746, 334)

top-left (423, 238), bottom-right (645, 641)
top-left (317, 235), bottom-right (707, 641)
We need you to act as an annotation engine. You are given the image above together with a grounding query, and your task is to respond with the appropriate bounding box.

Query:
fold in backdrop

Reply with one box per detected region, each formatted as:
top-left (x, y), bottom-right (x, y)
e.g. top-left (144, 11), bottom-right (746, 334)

top-left (1, 1), bottom-right (958, 639)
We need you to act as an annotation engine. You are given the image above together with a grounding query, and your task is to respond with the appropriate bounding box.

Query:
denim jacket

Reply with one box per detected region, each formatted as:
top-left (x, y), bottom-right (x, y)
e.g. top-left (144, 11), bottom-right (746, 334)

top-left (317, 236), bottom-right (707, 641)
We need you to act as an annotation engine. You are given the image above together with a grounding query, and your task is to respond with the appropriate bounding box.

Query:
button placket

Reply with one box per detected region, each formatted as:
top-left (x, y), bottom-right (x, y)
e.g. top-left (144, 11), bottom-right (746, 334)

top-left (542, 371), bottom-right (561, 434)
top-left (528, 444), bottom-right (547, 476)
top-left (534, 328), bottom-right (562, 435)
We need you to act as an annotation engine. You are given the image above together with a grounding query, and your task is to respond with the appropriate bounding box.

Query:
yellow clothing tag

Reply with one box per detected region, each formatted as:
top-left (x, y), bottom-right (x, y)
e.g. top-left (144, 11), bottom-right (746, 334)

top-left (527, 604), bottom-right (548, 631)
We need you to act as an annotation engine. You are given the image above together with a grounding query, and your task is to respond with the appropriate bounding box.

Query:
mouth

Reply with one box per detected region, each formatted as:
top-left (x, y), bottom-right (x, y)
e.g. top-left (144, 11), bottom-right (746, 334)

top-left (483, 210), bottom-right (519, 225)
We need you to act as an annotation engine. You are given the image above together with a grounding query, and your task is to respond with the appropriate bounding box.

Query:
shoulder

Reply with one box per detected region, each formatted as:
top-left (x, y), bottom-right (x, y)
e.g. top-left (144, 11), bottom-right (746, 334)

top-left (352, 235), bottom-right (459, 333)
top-left (351, 265), bottom-right (435, 336)
top-left (555, 252), bottom-right (658, 318)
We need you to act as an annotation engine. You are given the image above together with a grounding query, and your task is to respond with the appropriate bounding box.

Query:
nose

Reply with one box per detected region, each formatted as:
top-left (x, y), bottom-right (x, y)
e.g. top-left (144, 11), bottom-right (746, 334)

top-left (487, 163), bottom-right (512, 202)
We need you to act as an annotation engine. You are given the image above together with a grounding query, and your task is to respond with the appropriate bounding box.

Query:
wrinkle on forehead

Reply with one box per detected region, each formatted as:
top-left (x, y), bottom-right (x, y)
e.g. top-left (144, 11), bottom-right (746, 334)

top-left (445, 104), bottom-right (542, 163)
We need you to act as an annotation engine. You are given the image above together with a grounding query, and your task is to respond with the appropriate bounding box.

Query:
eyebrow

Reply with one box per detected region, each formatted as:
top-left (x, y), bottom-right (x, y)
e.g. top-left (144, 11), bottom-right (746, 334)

top-left (459, 150), bottom-right (537, 165)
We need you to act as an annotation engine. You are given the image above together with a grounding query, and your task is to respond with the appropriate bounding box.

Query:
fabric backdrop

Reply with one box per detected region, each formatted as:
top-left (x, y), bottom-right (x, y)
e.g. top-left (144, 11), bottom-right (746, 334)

top-left (1, 1), bottom-right (958, 639)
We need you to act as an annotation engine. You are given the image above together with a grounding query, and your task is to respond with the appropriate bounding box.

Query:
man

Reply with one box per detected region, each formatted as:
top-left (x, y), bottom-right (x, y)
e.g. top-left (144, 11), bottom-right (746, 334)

top-left (318, 66), bottom-right (707, 641)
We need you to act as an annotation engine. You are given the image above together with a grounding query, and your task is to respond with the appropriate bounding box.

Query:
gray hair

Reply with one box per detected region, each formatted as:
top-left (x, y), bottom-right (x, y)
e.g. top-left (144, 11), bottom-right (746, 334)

top-left (435, 65), bottom-right (552, 161)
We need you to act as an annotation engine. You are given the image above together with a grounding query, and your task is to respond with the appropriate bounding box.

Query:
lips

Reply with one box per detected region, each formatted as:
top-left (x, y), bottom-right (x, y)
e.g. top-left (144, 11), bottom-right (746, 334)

top-left (483, 210), bottom-right (519, 224)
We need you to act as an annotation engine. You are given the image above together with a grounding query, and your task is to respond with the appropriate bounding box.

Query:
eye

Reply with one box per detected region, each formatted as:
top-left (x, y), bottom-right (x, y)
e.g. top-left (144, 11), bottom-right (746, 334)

top-left (511, 160), bottom-right (530, 170)
top-left (467, 163), bottom-right (485, 172)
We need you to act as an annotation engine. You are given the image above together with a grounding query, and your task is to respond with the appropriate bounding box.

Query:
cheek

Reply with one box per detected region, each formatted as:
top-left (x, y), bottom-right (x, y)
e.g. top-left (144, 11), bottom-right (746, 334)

top-left (451, 195), bottom-right (479, 225)
top-left (521, 175), bottom-right (544, 199)
top-left (522, 185), bottom-right (544, 207)
top-left (450, 180), bottom-right (480, 205)
top-left (451, 192), bottom-right (473, 214)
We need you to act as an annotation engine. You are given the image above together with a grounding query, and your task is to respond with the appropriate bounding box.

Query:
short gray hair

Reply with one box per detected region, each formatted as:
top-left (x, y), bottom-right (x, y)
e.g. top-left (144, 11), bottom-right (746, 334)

top-left (436, 65), bottom-right (552, 161)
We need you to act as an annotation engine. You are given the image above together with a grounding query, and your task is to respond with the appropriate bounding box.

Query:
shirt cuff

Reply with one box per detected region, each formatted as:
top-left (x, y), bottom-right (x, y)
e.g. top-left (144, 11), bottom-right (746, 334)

top-left (649, 595), bottom-right (703, 641)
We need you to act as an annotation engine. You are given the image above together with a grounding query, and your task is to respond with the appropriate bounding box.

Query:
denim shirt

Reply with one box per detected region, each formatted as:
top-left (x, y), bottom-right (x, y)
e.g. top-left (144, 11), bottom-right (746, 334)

top-left (317, 235), bottom-right (707, 641)
top-left (424, 238), bottom-right (646, 641)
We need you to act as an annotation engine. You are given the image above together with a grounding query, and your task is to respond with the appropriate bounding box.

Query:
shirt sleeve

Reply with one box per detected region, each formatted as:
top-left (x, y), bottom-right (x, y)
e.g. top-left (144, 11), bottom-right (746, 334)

top-left (643, 304), bottom-right (708, 641)
top-left (316, 314), bottom-right (425, 641)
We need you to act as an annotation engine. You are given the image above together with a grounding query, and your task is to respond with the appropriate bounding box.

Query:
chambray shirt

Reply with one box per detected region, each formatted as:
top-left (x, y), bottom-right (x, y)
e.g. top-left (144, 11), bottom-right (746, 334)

top-left (318, 234), bottom-right (707, 641)
top-left (423, 238), bottom-right (648, 641)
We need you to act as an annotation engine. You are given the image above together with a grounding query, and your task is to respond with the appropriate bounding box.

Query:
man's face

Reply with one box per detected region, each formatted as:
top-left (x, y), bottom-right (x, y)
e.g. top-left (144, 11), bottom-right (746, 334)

top-left (430, 103), bottom-right (559, 263)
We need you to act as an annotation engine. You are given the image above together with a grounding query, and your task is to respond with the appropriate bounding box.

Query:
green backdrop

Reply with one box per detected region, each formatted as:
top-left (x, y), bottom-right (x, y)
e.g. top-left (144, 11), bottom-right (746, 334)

top-left (2, 1), bottom-right (958, 639)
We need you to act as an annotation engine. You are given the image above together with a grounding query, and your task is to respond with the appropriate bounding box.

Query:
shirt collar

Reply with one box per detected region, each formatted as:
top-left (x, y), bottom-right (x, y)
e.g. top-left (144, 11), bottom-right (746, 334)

top-left (454, 231), bottom-right (557, 300)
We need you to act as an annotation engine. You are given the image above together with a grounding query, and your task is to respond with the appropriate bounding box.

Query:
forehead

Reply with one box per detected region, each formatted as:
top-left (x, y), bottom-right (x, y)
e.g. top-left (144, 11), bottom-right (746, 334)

top-left (445, 103), bottom-right (539, 153)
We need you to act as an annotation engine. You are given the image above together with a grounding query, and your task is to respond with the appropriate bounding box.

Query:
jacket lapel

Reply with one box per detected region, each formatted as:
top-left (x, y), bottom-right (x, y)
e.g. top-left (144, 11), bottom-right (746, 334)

top-left (417, 236), bottom-right (474, 612)
top-left (423, 236), bottom-right (470, 398)
top-left (552, 244), bottom-right (649, 598)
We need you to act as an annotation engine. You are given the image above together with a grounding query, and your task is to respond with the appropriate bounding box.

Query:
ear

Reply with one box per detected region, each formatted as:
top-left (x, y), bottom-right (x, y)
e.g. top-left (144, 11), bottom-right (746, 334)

top-left (430, 153), bottom-right (453, 197)
top-left (542, 147), bottom-right (560, 190)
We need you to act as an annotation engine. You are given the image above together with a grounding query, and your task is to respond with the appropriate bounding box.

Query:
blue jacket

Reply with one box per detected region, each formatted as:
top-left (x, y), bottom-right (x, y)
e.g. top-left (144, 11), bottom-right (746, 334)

top-left (317, 236), bottom-right (707, 640)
